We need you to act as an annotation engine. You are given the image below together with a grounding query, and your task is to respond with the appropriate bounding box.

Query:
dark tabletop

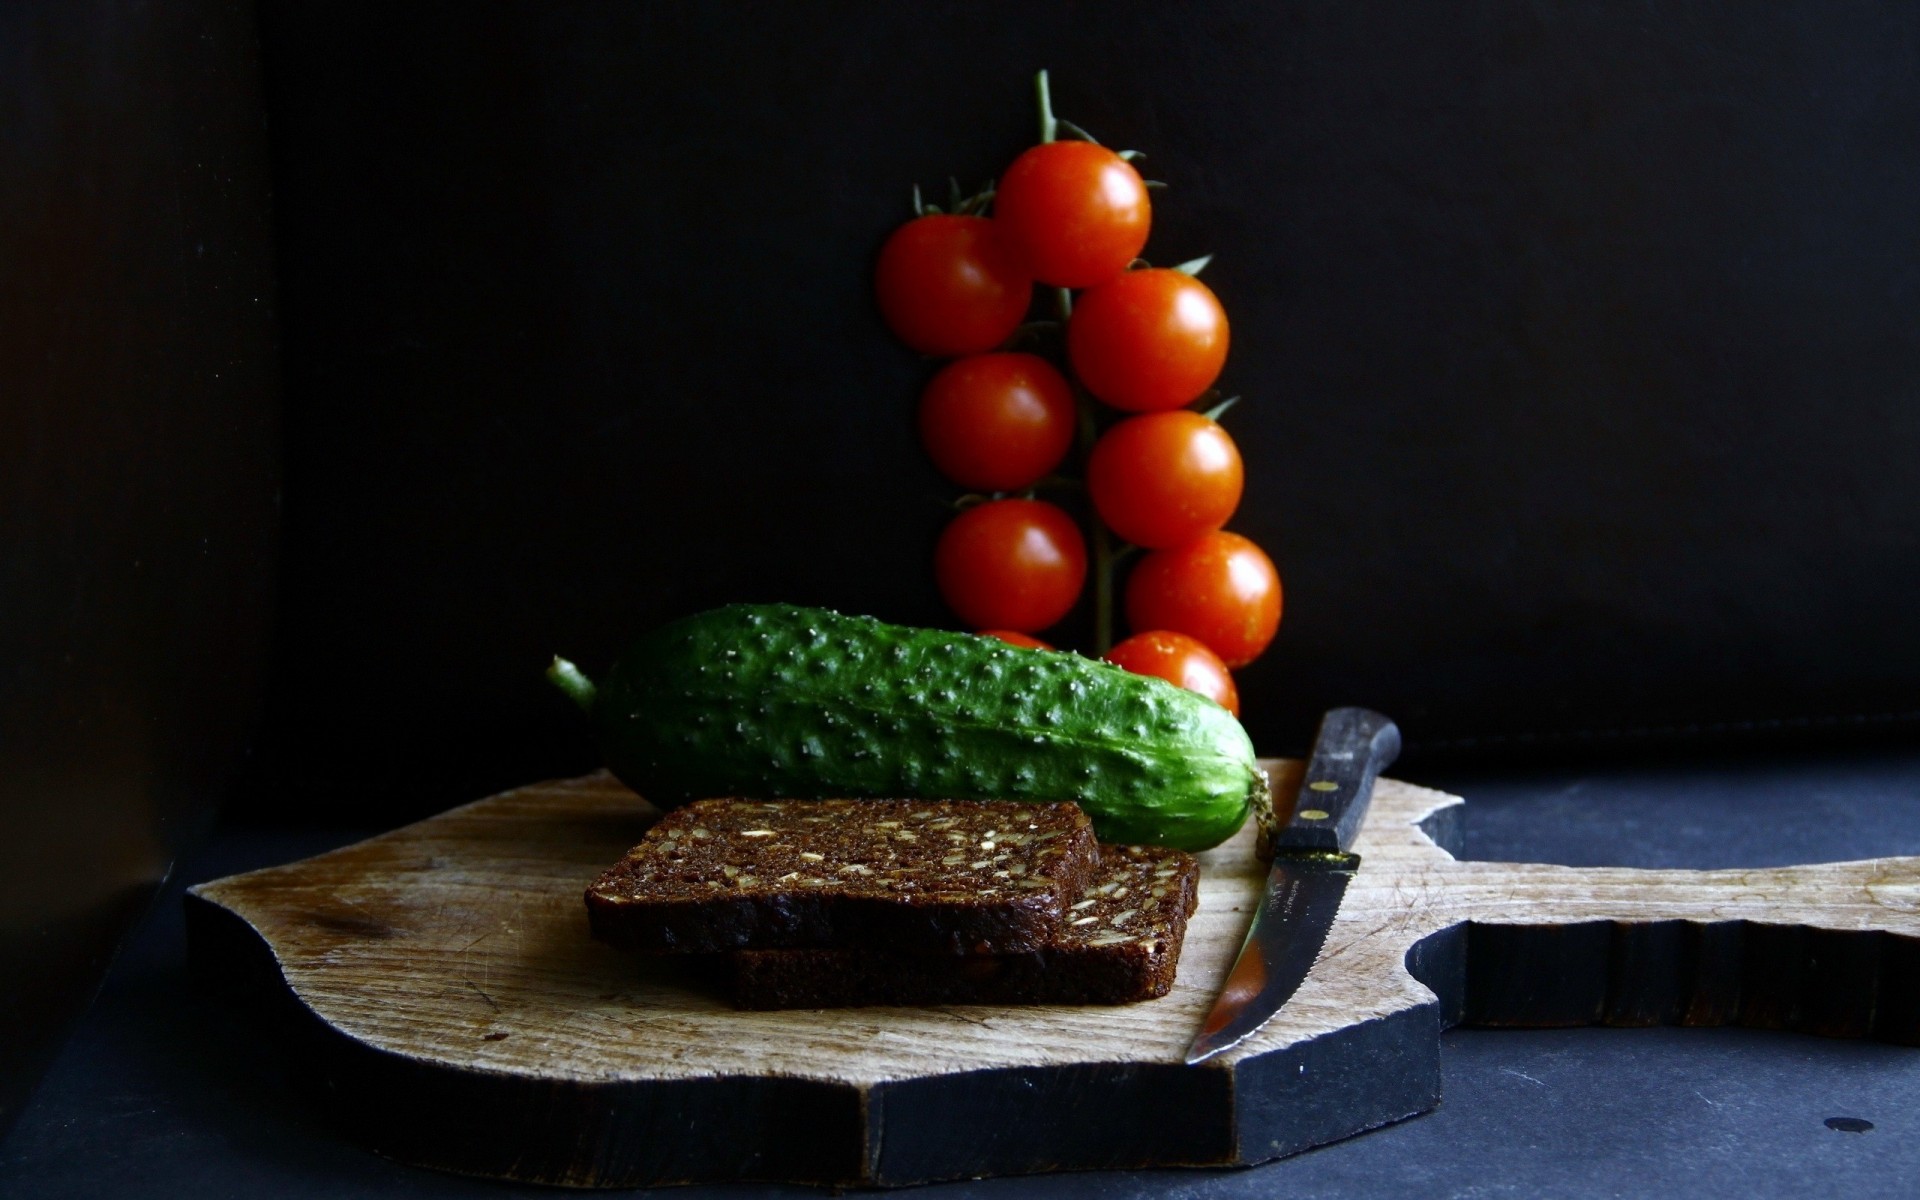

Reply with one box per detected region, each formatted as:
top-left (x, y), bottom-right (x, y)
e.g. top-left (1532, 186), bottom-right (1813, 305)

top-left (7, 748), bottom-right (1920, 1199)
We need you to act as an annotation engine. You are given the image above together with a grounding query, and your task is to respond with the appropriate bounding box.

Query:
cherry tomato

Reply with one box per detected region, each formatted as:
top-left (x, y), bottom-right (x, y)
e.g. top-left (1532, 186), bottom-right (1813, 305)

top-left (1087, 411), bottom-right (1243, 549)
top-left (1125, 531), bottom-right (1280, 667)
top-left (875, 215), bottom-right (1032, 357)
top-left (934, 499), bottom-right (1086, 632)
top-left (994, 140), bottom-right (1151, 289)
top-left (1104, 630), bottom-right (1239, 716)
top-left (1067, 268), bottom-right (1228, 412)
top-left (976, 629), bottom-right (1054, 651)
top-left (918, 353), bottom-right (1076, 491)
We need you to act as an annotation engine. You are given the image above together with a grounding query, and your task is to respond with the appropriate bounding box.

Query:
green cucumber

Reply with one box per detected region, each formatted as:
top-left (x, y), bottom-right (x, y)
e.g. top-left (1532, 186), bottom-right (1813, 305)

top-left (549, 603), bottom-right (1264, 851)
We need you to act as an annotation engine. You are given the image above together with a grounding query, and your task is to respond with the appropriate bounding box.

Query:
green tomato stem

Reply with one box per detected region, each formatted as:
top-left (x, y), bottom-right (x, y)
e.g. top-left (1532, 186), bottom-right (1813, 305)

top-left (1055, 284), bottom-right (1119, 657)
top-left (1036, 69), bottom-right (1057, 144)
top-left (1091, 512), bottom-right (1117, 656)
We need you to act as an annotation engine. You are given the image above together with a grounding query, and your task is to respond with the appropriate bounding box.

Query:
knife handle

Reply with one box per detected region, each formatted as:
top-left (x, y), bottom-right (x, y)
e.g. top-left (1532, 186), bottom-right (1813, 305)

top-left (1279, 707), bottom-right (1402, 853)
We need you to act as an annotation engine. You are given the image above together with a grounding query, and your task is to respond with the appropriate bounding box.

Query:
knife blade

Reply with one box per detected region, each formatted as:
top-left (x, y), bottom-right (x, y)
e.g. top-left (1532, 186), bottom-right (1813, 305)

top-left (1183, 706), bottom-right (1401, 1065)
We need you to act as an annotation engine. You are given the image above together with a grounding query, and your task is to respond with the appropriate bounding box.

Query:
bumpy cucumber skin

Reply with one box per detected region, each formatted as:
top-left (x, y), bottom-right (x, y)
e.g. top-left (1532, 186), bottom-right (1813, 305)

top-left (591, 603), bottom-right (1263, 851)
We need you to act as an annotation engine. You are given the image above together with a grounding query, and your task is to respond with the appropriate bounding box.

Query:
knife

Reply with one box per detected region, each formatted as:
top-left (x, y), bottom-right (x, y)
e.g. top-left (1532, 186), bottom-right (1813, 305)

top-left (1184, 706), bottom-right (1402, 1065)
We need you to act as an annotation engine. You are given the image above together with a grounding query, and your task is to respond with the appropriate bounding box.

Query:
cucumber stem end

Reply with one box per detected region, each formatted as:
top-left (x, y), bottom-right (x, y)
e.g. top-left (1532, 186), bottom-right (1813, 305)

top-left (547, 656), bottom-right (598, 714)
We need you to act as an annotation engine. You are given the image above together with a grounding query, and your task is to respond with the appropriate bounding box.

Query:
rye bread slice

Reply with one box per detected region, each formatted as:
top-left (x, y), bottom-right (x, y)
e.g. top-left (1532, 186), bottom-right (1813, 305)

top-left (585, 798), bottom-right (1099, 955)
top-left (726, 843), bottom-right (1200, 1008)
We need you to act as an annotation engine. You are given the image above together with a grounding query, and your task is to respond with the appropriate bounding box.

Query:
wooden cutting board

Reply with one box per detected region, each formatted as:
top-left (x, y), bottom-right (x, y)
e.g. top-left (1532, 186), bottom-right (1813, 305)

top-left (185, 762), bottom-right (1920, 1188)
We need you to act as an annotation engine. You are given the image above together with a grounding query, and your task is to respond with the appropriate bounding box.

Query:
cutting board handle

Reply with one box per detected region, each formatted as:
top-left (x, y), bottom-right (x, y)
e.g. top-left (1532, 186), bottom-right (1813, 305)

top-left (1421, 856), bottom-right (1920, 1041)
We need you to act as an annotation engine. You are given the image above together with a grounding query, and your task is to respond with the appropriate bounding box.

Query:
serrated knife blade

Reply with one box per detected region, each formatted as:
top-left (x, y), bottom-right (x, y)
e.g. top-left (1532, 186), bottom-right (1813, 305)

top-left (1184, 707), bottom-right (1401, 1065)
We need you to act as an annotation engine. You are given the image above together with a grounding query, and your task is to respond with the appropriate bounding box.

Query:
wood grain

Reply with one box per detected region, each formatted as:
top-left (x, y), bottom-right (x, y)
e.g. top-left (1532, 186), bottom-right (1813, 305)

top-left (186, 763), bottom-right (1920, 1187)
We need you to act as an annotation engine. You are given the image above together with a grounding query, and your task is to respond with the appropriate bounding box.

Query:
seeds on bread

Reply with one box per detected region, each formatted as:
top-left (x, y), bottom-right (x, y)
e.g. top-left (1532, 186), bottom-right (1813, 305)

top-left (726, 843), bottom-right (1200, 1008)
top-left (585, 797), bottom-right (1100, 955)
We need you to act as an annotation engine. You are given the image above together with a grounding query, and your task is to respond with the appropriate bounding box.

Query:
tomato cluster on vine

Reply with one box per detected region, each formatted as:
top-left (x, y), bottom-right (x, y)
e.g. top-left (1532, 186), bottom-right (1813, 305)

top-left (874, 73), bottom-right (1282, 719)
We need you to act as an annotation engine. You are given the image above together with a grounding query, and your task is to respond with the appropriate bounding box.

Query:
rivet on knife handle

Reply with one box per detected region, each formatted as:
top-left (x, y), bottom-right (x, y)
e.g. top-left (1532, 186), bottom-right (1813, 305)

top-left (1185, 707), bottom-right (1402, 1066)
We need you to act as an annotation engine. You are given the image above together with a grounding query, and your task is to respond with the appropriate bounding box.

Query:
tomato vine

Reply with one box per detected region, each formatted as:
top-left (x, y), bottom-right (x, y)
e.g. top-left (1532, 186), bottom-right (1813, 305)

top-left (875, 70), bottom-right (1283, 714)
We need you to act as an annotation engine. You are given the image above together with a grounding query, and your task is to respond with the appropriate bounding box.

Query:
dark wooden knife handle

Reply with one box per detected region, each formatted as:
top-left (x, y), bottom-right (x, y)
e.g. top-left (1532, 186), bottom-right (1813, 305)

top-left (1278, 707), bottom-right (1402, 853)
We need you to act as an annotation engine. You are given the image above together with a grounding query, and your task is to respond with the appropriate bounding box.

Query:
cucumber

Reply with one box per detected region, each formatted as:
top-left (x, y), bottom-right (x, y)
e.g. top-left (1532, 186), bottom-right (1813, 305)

top-left (549, 603), bottom-right (1264, 851)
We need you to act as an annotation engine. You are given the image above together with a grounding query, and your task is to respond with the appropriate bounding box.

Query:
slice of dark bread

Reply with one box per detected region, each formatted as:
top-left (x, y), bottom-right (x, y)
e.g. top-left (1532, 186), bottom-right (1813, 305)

top-left (585, 798), bottom-right (1100, 954)
top-left (726, 843), bottom-right (1200, 1008)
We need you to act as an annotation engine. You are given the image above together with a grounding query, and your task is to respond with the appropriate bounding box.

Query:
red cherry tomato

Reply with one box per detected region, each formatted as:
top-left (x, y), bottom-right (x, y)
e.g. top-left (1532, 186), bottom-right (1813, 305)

top-left (934, 499), bottom-right (1086, 632)
top-left (994, 140), bottom-right (1151, 289)
top-left (1104, 630), bottom-right (1239, 716)
top-left (1087, 411), bottom-right (1243, 549)
top-left (918, 353), bottom-right (1076, 491)
top-left (875, 215), bottom-right (1032, 357)
top-left (1125, 531), bottom-right (1281, 668)
top-left (976, 629), bottom-right (1054, 651)
top-left (1068, 268), bottom-right (1228, 412)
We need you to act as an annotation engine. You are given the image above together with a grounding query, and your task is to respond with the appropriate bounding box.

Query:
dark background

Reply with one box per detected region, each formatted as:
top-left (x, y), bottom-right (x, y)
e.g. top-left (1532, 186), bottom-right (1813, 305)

top-left (5, 0), bottom-right (1920, 1142)
top-left (247, 1), bottom-right (1920, 823)
top-left (0, 0), bottom-right (279, 1137)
